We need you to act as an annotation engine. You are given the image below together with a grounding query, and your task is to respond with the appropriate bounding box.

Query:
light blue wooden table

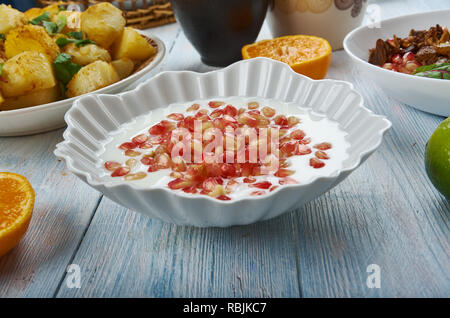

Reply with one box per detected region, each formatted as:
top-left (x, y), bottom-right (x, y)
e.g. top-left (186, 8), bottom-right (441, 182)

top-left (0, 0), bottom-right (448, 298)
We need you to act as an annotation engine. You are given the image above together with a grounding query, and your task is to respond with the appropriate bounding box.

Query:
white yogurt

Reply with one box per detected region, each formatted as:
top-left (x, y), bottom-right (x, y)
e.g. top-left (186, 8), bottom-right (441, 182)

top-left (98, 97), bottom-right (350, 199)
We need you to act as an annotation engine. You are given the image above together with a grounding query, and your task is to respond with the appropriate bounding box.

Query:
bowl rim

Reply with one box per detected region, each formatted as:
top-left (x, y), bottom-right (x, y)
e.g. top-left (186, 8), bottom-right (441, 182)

top-left (343, 8), bottom-right (450, 84)
top-left (0, 32), bottom-right (166, 116)
top-left (55, 57), bottom-right (392, 205)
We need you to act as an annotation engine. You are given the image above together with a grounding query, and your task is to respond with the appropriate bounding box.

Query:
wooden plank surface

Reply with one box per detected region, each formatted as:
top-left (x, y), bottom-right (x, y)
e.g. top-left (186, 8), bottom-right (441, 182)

top-left (0, 0), bottom-right (449, 298)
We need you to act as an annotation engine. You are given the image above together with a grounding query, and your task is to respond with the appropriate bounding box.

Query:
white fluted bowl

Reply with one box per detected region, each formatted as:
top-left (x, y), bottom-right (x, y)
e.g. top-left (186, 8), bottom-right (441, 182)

top-left (54, 58), bottom-right (391, 227)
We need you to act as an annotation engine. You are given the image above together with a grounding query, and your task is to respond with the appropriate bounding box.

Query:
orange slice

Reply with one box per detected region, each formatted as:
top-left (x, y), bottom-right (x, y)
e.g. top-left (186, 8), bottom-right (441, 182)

top-left (242, 35), bottom-right (332, 80)
top-left (0, 172), bottom-right (35, 257)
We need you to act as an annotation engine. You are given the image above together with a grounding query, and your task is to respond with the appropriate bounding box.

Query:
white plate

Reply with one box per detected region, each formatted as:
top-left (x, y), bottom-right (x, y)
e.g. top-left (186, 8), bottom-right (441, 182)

top-left (55, 58), bottom-right (391, 227)
top-left (0, 33), bottom-right (166, 136)
top-left (344, 9), bottom-right (450, 117)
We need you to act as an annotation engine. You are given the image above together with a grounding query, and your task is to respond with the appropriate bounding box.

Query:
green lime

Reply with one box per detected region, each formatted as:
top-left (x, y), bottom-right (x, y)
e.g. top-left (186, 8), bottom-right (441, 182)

top-left (425, 117), bottom-right (450, 200)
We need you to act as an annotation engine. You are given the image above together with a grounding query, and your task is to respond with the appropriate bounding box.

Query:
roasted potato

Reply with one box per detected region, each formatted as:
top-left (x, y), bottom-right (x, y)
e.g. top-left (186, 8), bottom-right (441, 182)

top-left (64, 43), bottom-right (111, 66)
top-left (4, 24), bottom-right (60, 61)
top-left (113, 27), bottom-right (156, 60)
top-left (0, 51), bottom-right (56, 98)
top-left (0, 4), bottom-right (27, 35)
top-left (111, 58), bottom-right (134, 79)
top-left (0, 91), bottom-right (4, 106)
top-left (25, 3), bottom-right (64, 21)
top-left (80, 2), bottom-right (125, 48)
top-left (52, 10), bottom-right (82, 33)
top-left (66, 61), bottom-right (120, 98)
top-left (23, 7), bottom-right (44, 21)
top-left (0, 86), bottom-right (60, 111)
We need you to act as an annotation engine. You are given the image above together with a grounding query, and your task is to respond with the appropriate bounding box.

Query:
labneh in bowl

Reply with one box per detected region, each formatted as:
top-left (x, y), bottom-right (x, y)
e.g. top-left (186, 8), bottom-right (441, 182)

top-left (54, 58), bottom-right (391, 227)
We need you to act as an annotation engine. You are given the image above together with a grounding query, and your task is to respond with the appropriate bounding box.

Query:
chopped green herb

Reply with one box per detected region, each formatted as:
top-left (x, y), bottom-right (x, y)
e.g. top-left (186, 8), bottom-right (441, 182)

top-left (29, 11), bottom-right (50, 25)
top-left (52, 53), bottom-right (82, 85)
top-left (414, 63), bottom-right (450, 80)
top-left (0, 63), bottom-right (3, 77)
top-left (67, 31), bottom-right (83, 40)
top-left (0, 34), bottom-right (5, 41)
top-left (58, 5), bottom-right (66, 12)
top-left (56, 37), bottom-right (97, 48)
top-left (42, 14), bottom-right (66, 35)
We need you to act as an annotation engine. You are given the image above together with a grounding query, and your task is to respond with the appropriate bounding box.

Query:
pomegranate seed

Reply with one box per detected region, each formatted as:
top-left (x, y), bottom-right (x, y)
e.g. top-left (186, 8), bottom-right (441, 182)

top-left (243, 177), bottom-right (256, 183)
top-left (210, 109), bottom-right (224, 118)
top-left (295, 144), bottom-right (311, 155)
top-left (104, 161), bottom-right (121, 171)
top-left (147, 165), bottom-right (158, 172)
top-left (403, 52), bottom-right (415, 62)
top-left (170, 171), bottom-right (183, 178)
top-left (223, 114), bottom-right (237, 123)
top-left (314, 142), bottom-right (332, 150)
top-left (274, 169), bottom-right (295, 177)
top-left (182, 186), bottom-right (198, 194)
top-left (262, 106), bottom-right (275, 117)
top-left (139, 142), bottom-right (153, 149)
top-left (172, 157), bottom-right (187, 172)
top-left (141, 156), bottom-right (155, 165)
top-left (224, 105), bottom-right (237, 116)
top-left (124, 171), bottom-right (147, 181)
top-left (217, 195), bottom-right (231, 201)
top-left (149, 136), bottom-right (164, 145)
top-left (186, 103), bottom-right (200, 112)
top-left (315, 151), bottom-right (329, 160)
top-left (269, 185), bottom-right (279, 192)
top-left (220, 163), bottom-right (236, 178)
top-left (237, 113), bottom-right (258, 127)
top-left (290, 129), bottom-right (305, 140)
top-left (155, 153), bottom-right (172, 169)
top-left (391, 54), bottom-right (402, 64)
top-left (125, 150), bottom-right (141, 157)
top-left (225, 179), bottom-right (239, 193)
top-left (310, 157), bottom-right (325, 168)
top-left (119, 142), bottom-right (137, 150)
top-left (250, 181), bottom-right (272, 190)
top-left (208, 101), bottom-right (224, 108)
top-left (238, 108), bottom-right (246, 115)
top-left (250, 190), bottom-right (265, 196)
top-left (125, 158), bottom-right (137, 168)
top-left (280, 141), bottom-right (297, 156)
top-left (149, 123), bottom-right (165, 135)
top-left (248, 101), bottom-right (259, 109)
top-left (300, 137), bottom-right (311, 145)
top-left (111, 166), bottom-right (130, 177)
top-left (248, 110), bottom-right (261, 116)
top-left (131, 134), bottom-right (148, 144)
top-left (274, 115), bottom-right (288, 126)
top-left (168, 178), bottom-right (194, 190)
top-left (279, 177), bottom-right (299, 185)
top-left (167, 113), bottom-right (184, 121)
top-left (287, 116), bottom-right (300, 127)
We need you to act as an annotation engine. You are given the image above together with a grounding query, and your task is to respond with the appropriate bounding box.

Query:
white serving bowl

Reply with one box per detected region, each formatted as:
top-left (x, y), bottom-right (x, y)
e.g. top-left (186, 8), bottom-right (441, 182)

top-left (54, 57), bottom-right (391, 227)
top-left (0, 33), bottom-right (165, 136)
top-left (344, 9), bottom-right (450, 117)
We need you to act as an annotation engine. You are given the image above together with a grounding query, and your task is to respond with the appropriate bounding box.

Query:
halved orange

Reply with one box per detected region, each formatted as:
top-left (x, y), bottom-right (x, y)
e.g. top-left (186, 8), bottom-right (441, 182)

top-left (242, 35), bottom-right (332, 80)
top-left (0, 172), bottom-right (35, 257)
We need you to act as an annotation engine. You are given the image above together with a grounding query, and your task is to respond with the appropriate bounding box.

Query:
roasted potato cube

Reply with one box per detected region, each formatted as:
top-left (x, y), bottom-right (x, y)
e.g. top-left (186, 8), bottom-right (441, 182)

top-left (0, 4), bottom-right (27, 35)
top-left (64, 43), bottom-right (111, 66)
top-left (52, 11), bottom-right (81, 33)
top-left (0, 91), bottom-right (4, 106)
top-left (5, 25), bottom-right (60, 61)
top-left (80, 3), bottom-right (125, 49)
top-left (66, 61), bottom-right (120, 97)
top-left (0, 51), bottom-right (56, 98)
top-left (24, 3), bottom-right (64, 21)
top-left (111, 58), bottom-right (134, 79)
top-left (113, 27), bottom-right (156, 60)
top-left (0, 86), bottom-right (60, 111)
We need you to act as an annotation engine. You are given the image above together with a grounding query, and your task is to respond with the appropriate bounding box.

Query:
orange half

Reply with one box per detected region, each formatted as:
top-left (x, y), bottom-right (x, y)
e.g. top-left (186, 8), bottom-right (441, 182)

top-left (0, 172), bottom-right (35, 257)
top-left (242, 35), bottom-right (332, 80)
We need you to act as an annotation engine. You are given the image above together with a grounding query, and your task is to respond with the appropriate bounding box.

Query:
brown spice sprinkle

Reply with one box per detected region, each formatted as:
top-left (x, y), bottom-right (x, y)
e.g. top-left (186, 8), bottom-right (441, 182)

top-left (368, 24), bottom-right (450, 66)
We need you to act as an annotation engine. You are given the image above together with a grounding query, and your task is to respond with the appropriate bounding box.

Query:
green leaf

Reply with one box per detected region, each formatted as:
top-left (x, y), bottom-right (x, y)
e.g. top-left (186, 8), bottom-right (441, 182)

top-left (56, 14), bottom-right (67, 33)
top-left (0, 34), bottom-right (5, 41)
top-left (58, 5), bottom-right (66, 12)
top-left (55, 36), bottom-right (96, 48)
top-left (414, 63), bottom-right (450, 80)
top-left (67, 31), bottom-right (83, 40)
top-left (43, 20), bottom-right (58, 34)
top-left (29, 11), bottom-right (50, 25)
top-left (0, 63), bottom-right (3, 78)
top-left (52, 53), bottom-right (82, 85)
